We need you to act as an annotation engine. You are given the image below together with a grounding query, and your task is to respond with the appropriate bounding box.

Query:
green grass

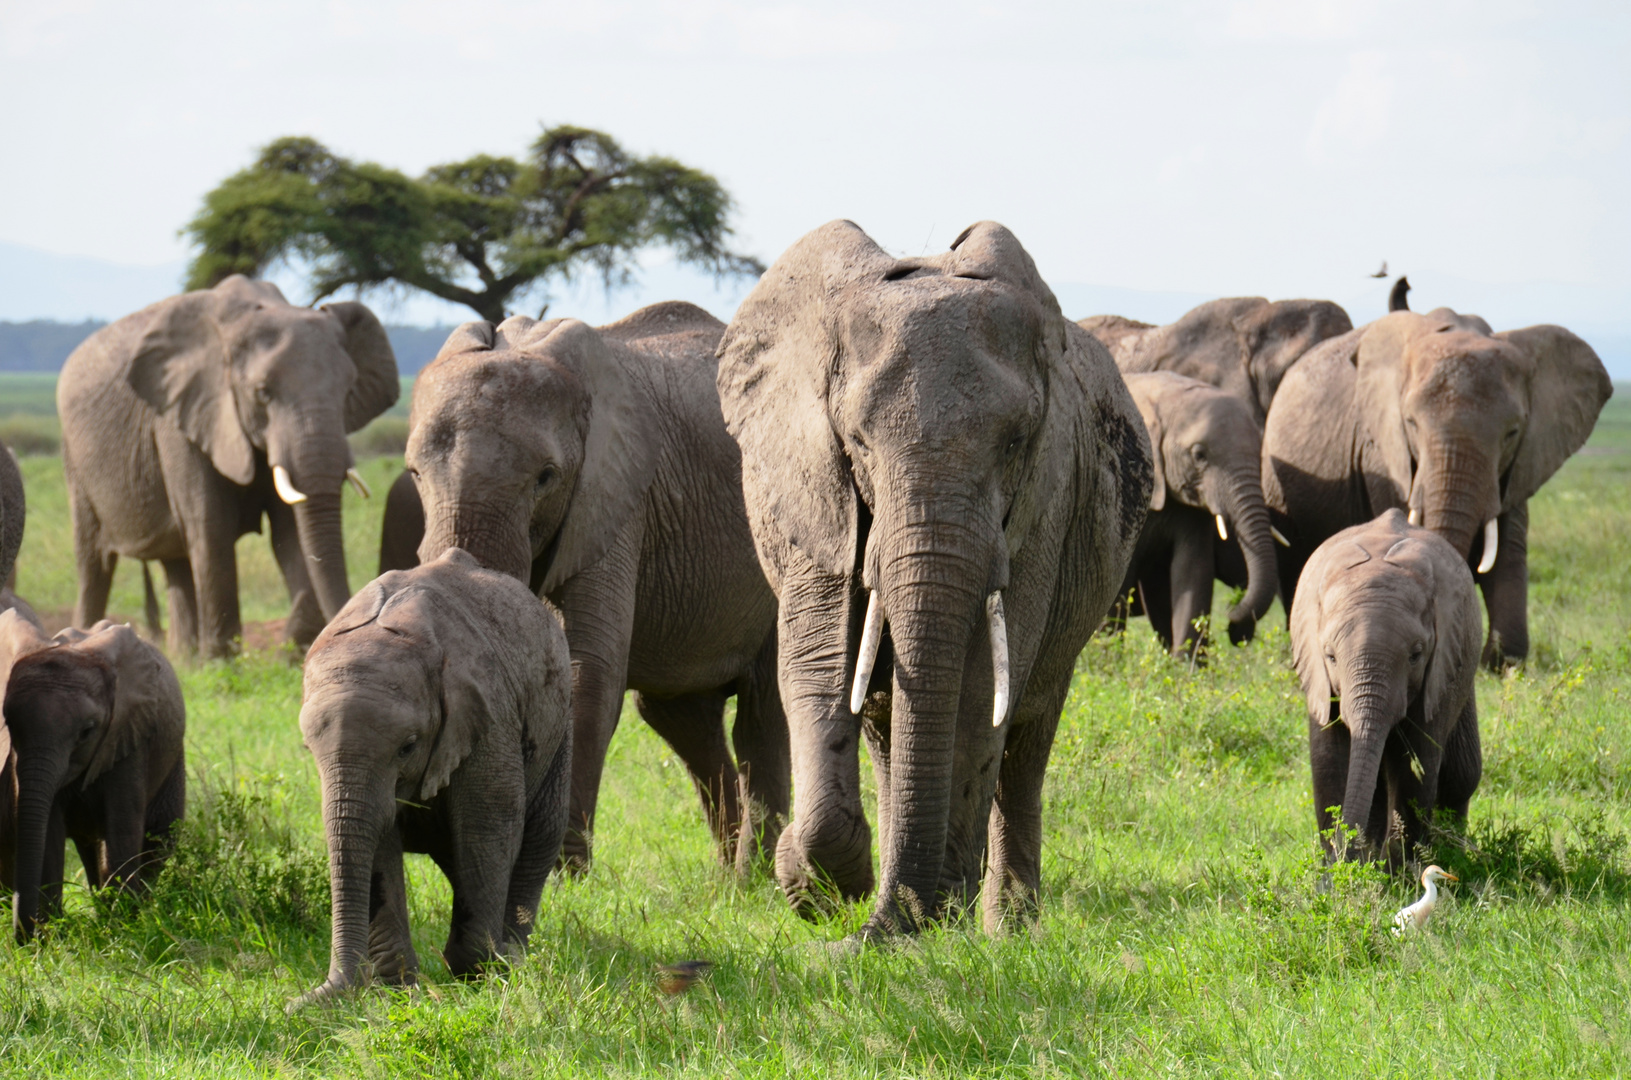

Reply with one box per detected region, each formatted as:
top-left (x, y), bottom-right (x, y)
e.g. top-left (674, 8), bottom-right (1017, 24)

top-left (0, 391), bottom-right (1627, 1076)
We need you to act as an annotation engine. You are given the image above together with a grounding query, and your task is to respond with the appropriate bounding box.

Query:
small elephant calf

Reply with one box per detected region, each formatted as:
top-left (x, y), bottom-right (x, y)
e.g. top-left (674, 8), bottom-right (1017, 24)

top-left (1291, 509), bottom-right (1482, 865)
top-left (294, 548), bottom-right (572, 1007)
top-left (0, 611), bottom-right (186, 942)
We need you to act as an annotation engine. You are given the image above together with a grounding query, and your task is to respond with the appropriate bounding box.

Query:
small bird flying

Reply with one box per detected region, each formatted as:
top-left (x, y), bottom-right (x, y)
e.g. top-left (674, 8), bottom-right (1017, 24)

top-left (1370, 260), bottom-right (1389, 278)
top-left (655, 959), bottom-right (713, 995)
top-left (1392, 864), bottom-right (1458, 934)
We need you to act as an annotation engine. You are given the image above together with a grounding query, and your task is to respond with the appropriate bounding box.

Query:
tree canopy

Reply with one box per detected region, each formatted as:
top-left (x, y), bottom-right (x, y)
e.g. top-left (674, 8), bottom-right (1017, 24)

top-left (183, 127), bottom-right (763, 323)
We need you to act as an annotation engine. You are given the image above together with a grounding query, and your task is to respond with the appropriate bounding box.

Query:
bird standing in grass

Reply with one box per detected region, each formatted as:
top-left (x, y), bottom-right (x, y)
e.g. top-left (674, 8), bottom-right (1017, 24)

top-left (1393, 865), bottom-right (1458, 934)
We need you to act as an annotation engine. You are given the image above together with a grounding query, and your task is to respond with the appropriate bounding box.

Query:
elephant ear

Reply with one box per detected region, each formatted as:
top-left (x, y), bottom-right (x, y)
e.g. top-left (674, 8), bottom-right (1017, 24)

top-left (1352, 312), bottom-right (1427, 508)
top-left (716, 220), bottom-right (890, 580)
top-left (0, 607), bottom-right (51, 697)
top-left (527, 320), bottom-right (660, 593)
top-left (1497, 325), bottom-right (1612, 505)
top-left (77, 623), bottom-right (181, 788)
top-left (1238, 299), bottom-right (1353, 419)
top-left (320, 301), bottom-right (400, 433)
top-left (127, 279), bottom-right (264, 485)
top-left (1124, 377), bottom-right (1167, 511)
top-left (400, 573), bottom-right (500, 801)
top-left (1392, 529), bottom-right (1479, 731)
top-left (1289, 541), bottom-right (1337, 726)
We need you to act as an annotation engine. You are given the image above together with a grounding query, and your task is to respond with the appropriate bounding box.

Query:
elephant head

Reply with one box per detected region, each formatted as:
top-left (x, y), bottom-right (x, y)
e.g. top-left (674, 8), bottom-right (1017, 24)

top-left (1126, 371), bottom-right (1277, 641)
top-left (1350, 309), bottom-right (1611, 570)
top-left (1290, 510), bottom-right (1481, 860)
top-left (298, 549), bottom-right (507, 1000)
top-left (404, 311), bottom-right (675, 590)
top-left (0, 614), bottom-right (174, 941)
top-left (717, 220), bottom-right (1103, 927)
top-left (126, 275), bottom-right (399, 622)
top-left (1081, 297), bottom-right (1353, 423)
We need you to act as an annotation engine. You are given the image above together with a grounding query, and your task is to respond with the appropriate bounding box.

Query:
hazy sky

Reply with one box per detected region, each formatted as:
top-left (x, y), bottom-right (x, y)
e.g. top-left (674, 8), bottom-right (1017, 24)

top-left (3, 0), bottom-right (1627, 316)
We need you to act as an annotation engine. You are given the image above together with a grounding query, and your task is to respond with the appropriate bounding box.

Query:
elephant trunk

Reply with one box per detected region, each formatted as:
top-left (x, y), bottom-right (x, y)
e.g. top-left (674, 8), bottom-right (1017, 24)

top-left (1414, 436), bottom-right (1502, 563)
top-left (868, 509), bottom-right (994, 931)
top-left (1216, 466), bottom-right (1277, 634)
top-left (417, 491), bottom-right (534, 585)
top-left (272, 424), bottom-right (354, 622)
top-left (298, 766), bottom-right (391, 1006)
top-left (12, 755), bottom-right (66, 943)
top-left (1336, 678), bottom-right (1399, 860)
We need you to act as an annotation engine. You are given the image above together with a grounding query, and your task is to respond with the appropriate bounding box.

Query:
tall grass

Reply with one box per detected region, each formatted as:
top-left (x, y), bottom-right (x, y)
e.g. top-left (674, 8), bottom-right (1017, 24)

top-left (0, 392), bottom-right (1624, 1076)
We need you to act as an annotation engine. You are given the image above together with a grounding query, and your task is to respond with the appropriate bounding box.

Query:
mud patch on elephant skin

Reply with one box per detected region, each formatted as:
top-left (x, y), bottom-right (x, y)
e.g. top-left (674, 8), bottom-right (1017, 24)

top-left (1094, 399), bottom-right (1154, 541)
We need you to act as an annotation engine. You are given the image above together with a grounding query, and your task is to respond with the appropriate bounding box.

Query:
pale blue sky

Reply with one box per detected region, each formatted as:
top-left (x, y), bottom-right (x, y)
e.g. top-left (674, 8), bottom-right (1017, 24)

top-left (2, 0), bottom-right (1626, 333)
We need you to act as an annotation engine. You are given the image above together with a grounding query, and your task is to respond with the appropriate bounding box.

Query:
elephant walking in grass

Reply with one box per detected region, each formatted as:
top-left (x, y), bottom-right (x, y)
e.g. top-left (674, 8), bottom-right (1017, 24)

top-left (58, 276), bottom-right (399, 658)
top-left (1291, 510), bottom-right (1482, 865)
top-left (0, 611), bottom-right (185, 941)
top-left (1114, 372), bottom-right (1277, 661)
top-left (1080, 297), bottom-right (1353, 424)
top-left (1264, 307), bottom-right (1611, 669)
top-left (716, 221), bottom-right (1151, 936)
top-left (295, 549), bottom-right (572, 1007)
top-left (377, 302), bottom-right (787, 871)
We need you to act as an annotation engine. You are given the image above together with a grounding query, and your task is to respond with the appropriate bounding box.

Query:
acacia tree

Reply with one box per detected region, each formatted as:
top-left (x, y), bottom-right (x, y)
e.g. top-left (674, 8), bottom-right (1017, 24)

top-left (184, 127), bottom-right (763, 322)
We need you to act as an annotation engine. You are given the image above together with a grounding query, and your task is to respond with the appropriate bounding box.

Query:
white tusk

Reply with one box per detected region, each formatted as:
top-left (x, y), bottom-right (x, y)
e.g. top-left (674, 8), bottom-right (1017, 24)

top-left (1270, 525), bottom-right (1290, 547)
top-left (849, 590), bottom-right (884, 714)
top-left (346, 467), bottom-right (372, 499)
top-left (1476, 518), bottom-right (1498, 575)
top-left (1215, 514), bottom-right (1229, 542)
top-left (988, 591), bottom-right (1010, 728)
top-left (1408, 507), bottom-right (1421, 526)
top-left (272, 465), bottom-right (308, 505)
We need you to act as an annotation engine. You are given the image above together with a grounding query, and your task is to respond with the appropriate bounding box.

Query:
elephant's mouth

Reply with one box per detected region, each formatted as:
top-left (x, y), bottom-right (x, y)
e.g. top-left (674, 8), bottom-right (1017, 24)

top-left (528, 521), bottom-right (567, 595)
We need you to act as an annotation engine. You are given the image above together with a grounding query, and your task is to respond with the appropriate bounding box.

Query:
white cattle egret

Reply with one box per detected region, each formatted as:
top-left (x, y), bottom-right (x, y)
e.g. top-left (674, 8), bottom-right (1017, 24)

top-left (1392, 864), bottom-right (1458, 934)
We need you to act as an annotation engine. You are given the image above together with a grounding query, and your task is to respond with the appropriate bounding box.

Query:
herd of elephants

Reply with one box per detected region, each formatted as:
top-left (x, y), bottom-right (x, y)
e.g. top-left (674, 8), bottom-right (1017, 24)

top-left (0, 219), bottom-right (1612, 1006)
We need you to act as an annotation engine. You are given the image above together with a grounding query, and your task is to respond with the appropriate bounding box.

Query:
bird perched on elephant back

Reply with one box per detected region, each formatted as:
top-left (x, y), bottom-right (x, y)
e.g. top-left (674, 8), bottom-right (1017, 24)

top-left (58, 276), bottom-right (399, 658)
top-left (375, 302), bottom-right (787, 873)
top-left (1264, 306), bottom-right (1611, 670)
top-left (1291, 510), bottom-right (1482, 866)
top-left (1115, 372), bottom-right (1277, 661)
top-left (1080, 297), bottom-right (1354, 424)
top-left (294, 549), bottom-right (572, 1008)
top-left (0, 611), bottom-right (185, 942)
top-left (715, 220), bottom-right (1151, 938)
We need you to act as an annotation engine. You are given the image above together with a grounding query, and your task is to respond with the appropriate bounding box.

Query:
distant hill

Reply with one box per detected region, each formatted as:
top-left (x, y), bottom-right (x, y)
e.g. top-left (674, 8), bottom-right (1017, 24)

top-left (0, 320), bottom-right (458, 375)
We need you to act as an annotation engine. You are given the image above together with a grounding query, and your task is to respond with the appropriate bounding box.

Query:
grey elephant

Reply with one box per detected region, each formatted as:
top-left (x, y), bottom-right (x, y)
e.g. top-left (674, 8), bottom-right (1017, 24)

top-left (1264, 307), bottom-right (1611, 669)
top-left (1, 445), bottom-right (21, 589)
top-left (376, 302), bottom-right (787, 871)
top-left (1114, 372), bottom-right (1277, 660)
top-left (1291, 510), bottom-right (1482, 865)
top-left (295, 548), bottom-right (571, 1007)
top-left (1080, 297), bottom-right (1353, 424)
top-left (58, 276), bottom-right (399, 657)
top-left (0, 611), bottom-right (186, 941)
top-left (716, 220), bottom-right (1151, 935)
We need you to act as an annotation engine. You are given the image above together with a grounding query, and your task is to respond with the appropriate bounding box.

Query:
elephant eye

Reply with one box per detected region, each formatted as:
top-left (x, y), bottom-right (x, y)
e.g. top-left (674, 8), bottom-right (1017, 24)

top-left (1410, 643), bottom-right (1425, 663)
top-left (535, 466), bottom-right (558, 490)
top-left (253, 385), bottom-right (271, 407)
top-left (1004, 434), bottom-right (1024, 461)
top-left (1324, 652), bottom-right (1336, 665)
top-left (398, 738), bottom-right (418, 758)
top-left (1190, 444), bottom-right (1207, 463)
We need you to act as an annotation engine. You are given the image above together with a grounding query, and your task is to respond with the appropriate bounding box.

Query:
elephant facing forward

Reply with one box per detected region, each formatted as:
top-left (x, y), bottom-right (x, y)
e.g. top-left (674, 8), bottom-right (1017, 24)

top-left (295, 549), bottom-right (572, 1007)
top-left (0, 611), bottom-right (186, 942)
top-left (377, 302), bottom-right (787, 871)
top-left (59, 276), bottom-right (399, 657)
top-left (717, 220), bottom-right (1151, 936)
top-left (1115, 372), bottom-right (1277, 661)
top-left (1264, 307), bottom-right (1611, 669)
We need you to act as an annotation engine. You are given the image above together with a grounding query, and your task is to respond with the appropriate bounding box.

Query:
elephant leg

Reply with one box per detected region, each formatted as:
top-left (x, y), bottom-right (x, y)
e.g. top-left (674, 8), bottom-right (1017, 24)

top-left (443, 795), bottom-right (525, 979)
top-left (39, 807), bottom-right (68, 922)
top-left (1435, 702), bottom-right (1482, 824)
top-left (160, 559), bottom-right (199, 659)
top-left (982, 675), bottom-right (1070, 932)
top-left (503, 735), bottom-right (572, 953)
top-left (1137, 569), bottom-right (1174, 654)
top-left (73, 836), bottom-right (105, 891)
top-left (143, 755), bottom-right (186, 858)
top-left (1102, 568), bottom-right (1139, 635)
top-left (99, 780), bottom-right (151, 894)
top-left (267, 498), bottom-right (326, 648)
top-left (367, 828), bottom-right (418, 986)
top-left (1478, 502), bottom-right (1529, 671)
top-left (633, 689), bottom-right (740, 862)
top-left (71, 486), bottom-right (116, 630)
top-left (1308, 708), bottom-right (1349, 859)
top-left (1387, 721), bottom-right (1445, 861)
top-left (553, 533), bottom-right (640, 872)
top-left (158, 442), bottom-right (243, 658)
top-left (730, 631), bottom-right (791, 872)
top-left (1169, 523), bottom-right (1216, 664)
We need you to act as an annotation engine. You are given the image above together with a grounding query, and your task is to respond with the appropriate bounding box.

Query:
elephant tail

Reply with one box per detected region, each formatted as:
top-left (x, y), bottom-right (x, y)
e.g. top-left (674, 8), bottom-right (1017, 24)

top-left (142, 561), bottom-right (163, 638)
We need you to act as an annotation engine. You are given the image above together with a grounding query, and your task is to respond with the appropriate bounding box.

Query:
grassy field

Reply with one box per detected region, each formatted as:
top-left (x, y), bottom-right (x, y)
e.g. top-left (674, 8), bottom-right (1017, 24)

top-left (0, 390), bottom-right (1628, 1077)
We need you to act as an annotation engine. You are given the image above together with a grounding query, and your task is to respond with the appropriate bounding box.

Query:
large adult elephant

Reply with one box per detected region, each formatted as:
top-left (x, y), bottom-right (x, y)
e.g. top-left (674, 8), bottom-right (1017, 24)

top-left (1264, 307), bottom-right (1612, 669)
top-left (1080, 297), bottom-right (1353, 424)
top-left (376, 302), bottom-right (787, 872)
top-left (58, 276), bottom-right (398, 657)
top-left (1, 445), bottom-right (22, 591)
top-left (716, 220), bottom-right (1151, 936)
top-left (1116, 372), bottom-right (1277, 660)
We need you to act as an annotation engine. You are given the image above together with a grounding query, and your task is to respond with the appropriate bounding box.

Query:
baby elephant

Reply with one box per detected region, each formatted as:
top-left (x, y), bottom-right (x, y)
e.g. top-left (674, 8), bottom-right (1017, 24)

top-left (1291, 509), bottom-right (1482, 864)
top-left (0, 612), bottom-right (186, 942)
top-left (295, 548), bottom-right (572, 1008)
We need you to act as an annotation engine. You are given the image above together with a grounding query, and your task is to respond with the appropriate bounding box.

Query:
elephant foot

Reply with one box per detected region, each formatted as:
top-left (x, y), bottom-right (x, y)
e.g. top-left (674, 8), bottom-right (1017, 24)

top-left (1481, 634), bottom-right (1525, 674)
top-left (286, 977), bottom-right (360, 1014)
top-left (774, 816), bottom-right (875, 919)
top-left (1227, 617), bottom-right (1256, 646)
